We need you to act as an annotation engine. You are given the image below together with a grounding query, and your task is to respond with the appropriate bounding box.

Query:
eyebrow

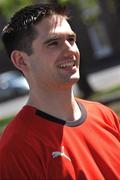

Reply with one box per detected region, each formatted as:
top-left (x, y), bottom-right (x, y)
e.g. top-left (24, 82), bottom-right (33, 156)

top-left (43, 36), bottom-right (61, 45)
top-left (43, 33), bottom-right (76, 45)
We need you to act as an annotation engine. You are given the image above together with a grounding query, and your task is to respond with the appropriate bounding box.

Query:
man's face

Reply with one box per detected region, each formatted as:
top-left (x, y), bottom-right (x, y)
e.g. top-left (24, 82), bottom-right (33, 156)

top-left (27, 15), bottom-right (80, 90)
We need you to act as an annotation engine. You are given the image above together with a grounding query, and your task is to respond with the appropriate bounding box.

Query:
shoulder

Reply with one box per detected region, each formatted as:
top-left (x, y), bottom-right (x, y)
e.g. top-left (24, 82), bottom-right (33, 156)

top-left (0, 105), bottom-right (37, 142)
top-left (0, 106), bottom-right (34, 161)
top-left (76, 97), bottom-right (114, 113)
top-left (76, 98), bottom-right (120, 131)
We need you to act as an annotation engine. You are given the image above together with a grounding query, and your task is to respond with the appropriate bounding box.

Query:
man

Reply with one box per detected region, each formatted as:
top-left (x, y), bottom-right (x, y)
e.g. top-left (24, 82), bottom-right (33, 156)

top-left (0, 2), bottom-right (120, 179)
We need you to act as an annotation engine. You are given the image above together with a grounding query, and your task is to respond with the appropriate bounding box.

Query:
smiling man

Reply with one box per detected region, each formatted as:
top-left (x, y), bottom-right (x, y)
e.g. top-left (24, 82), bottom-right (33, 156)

top-left (0, 2), bottom-right (120, 180)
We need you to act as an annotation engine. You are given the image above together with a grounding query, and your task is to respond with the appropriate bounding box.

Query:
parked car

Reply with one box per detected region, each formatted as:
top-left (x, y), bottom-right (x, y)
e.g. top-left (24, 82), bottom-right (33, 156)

top-left (0, 70), bottom-right (29, 102)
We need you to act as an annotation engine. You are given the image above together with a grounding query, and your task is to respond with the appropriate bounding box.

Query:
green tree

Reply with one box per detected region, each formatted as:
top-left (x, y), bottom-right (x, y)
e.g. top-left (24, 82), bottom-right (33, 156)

top-left (0, 0), bottom-right (32, 19)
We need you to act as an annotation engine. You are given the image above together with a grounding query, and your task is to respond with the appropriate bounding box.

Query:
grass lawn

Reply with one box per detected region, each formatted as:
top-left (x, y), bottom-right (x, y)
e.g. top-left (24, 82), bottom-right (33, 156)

top-left (0, 116), bottom-right (13, 134)
top-left (89, 85), bottom-right (120, 116)
top-left (0, 85), bottom-right (120, 134)
top-left (0, 102), bottom-right (120, 135)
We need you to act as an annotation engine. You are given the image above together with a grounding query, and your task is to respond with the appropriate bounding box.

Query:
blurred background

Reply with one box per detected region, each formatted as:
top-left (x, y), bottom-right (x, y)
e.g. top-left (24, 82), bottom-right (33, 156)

top-left (0, 0), bottom-right (120, 133)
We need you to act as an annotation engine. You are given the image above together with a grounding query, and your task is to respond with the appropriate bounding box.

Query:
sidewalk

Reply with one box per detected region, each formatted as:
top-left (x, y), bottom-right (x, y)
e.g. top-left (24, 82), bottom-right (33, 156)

top-left (0, 95), bottom-right (28, 118)
top-left (88, 65), bottom-right (120, 91)
top-left (1, 65), bottom-right (120, 118)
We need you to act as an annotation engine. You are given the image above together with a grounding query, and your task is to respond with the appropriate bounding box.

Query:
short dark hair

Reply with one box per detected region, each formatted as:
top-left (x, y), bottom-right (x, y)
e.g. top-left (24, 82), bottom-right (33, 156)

top-left (1, 3), bottom-right (68, 58)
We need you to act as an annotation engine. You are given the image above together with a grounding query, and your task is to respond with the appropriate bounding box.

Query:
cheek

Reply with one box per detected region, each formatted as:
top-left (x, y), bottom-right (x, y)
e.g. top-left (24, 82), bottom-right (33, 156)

top-left (78, 51), bottom-right (80, 59)
top-left (75, 44), bottom-right (80, 54)
top-left (76, 48), bottom-right (80, 61)
top-left (28, 61), bottom-right (43, 76)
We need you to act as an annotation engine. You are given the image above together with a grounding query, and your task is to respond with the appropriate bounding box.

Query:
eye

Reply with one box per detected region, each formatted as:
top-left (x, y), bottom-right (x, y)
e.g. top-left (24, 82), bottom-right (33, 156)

top-left (47, 40), bottom-right (59, 47)
top-left (68, 36), bottom-right (76, 45)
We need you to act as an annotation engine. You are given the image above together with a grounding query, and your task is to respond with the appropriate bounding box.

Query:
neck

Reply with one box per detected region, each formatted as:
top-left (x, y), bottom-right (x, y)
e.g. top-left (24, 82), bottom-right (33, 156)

top-left (27, 86), bottom-right (81, 121)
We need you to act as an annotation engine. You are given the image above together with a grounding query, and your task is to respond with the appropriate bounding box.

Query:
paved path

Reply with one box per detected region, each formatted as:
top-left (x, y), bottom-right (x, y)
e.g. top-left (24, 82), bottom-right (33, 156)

top-left (0, 95), bottom-right (28, 118)
top-left (88, 65), bottom-right (120, 91)
top-left (1, 65), bottom-right (120, 118)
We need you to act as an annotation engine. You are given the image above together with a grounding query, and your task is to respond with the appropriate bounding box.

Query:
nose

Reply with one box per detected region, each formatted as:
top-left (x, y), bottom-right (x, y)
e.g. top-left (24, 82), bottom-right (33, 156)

top-left (63, 40), bottom-right (79, 57)
top-left (64, 40), bottom-right (73, 49)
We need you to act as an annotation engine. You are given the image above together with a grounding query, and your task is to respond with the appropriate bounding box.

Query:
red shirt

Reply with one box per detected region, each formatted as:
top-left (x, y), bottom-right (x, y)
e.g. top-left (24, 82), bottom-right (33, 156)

top-left (0, 98), bottom-right (120, 179)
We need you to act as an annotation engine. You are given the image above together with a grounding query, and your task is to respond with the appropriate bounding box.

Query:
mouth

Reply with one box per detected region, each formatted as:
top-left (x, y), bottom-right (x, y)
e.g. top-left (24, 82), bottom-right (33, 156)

top-left (58, 60), bottom-right (76, 69)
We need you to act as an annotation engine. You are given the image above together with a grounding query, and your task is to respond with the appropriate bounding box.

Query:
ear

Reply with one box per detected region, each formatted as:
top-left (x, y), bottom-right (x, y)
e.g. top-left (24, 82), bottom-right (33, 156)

top-left (11, 50), bottom-right (28, 73)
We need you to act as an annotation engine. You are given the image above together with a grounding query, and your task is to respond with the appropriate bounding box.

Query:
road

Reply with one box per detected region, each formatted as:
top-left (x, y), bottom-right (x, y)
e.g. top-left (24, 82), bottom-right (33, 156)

top-left (0, 95), bottom-right (28, 118)
top-left (1, 65), bottom-right (120, 118)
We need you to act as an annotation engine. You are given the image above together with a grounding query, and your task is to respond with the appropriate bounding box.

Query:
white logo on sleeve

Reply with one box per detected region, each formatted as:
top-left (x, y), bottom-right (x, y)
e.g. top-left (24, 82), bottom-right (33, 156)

top-left (52, 146), bottom-right (71, 161)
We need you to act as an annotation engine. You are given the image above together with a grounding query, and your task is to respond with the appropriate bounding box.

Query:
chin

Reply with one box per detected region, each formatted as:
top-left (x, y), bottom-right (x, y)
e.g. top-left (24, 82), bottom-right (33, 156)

top-left (66, 77), bottom-right (80, 87)
top-left (71, 73), bottom-right (80, 82)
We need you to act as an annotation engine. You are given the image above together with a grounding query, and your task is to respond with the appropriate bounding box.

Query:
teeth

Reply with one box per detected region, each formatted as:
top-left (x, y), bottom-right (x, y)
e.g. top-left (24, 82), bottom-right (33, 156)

top-left (58, 61), bottom-right (75, 68)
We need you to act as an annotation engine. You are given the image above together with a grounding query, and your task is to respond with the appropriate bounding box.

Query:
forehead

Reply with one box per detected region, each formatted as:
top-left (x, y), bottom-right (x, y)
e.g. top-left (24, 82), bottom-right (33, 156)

top-left (34, 15), bottom-right (74, 38)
